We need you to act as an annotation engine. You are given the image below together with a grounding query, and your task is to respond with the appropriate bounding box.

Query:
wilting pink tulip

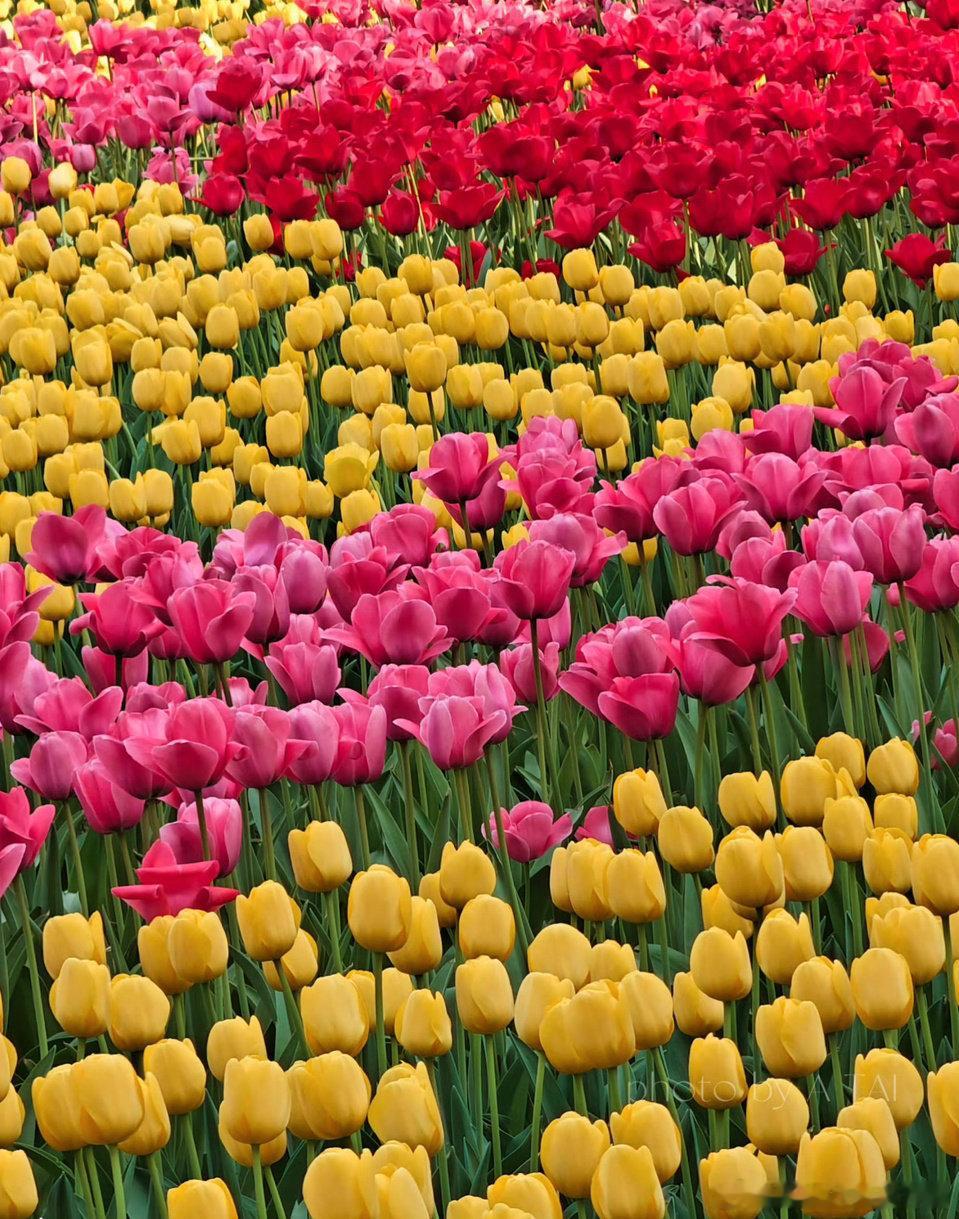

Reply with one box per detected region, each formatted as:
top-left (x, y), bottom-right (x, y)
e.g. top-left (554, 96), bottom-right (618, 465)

top-left (286, 702), bottom-right (340, 784)
top-left (597, 673), bottom-right (680, 741)
top-left (326, 589), bottom-right (452, 667)
top-left (361, 665), bottom-right (431, 742)
top-left (25, 505), bottom-right (109, 585)
top-left (788, 561), bottom-right (874, 637)
top-left (159, 798), bottom-right (242, 877)
top-left (529, 513), bottom-right (625, 586)
top-left (594, 457), bottom-right (691, 543)
top-left (113, 841), bottom-right (238, 919)
top-left (71, 580), bottom-right (162, 658)
top-left (126, 699), bottom-right (240, 794)
top-left (499, 642), bottom-right (561, 704)
top-left (819, 363), bottom-right (906, 440)
top-left (74, 759), bottom-right (145, 834)
top-left (903, 537), bottom-right (959, 612)
top-left (227, 706), bottom-right (306, 789)
top-left (492, 539), bottom-right (574, 621)
top-left (399, 694), bottom-right (506, 771)
top-left (167, 580), bottom-right (256, 665)
top-left (329, 700), bottom-right (386, 786)
top-left (851, 505), bottom-right (926, 584)
top-left (10, 731), bottom-right (89, 801)
top-left (414, 432), bottom-right (496, 504)
top-left (685, 577), bottom-right (796, 668)
top-left (16, 679), bottom-right (122, 739)
top-left (266, 639), bottom-right (341, 705)
top-left (653, 474), bottom-right (742, 555)
top-left (745, 405), bottom-right (815, 459)
top-left (484, 800), bottom-right (572, 861)
top-left (369, 505), bottom-right (448, 569)
top-left (327, 534), bottom-right (408, 619)
top-left (0, 788), bottom-right (55, 867)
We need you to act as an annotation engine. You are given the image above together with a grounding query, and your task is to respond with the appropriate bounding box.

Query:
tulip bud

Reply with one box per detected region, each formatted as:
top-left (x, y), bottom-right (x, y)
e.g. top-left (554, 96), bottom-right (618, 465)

top-left (288, 822), bottom-right (352, 894)
top-left (794, 1127), bottom-right (887, 1216)
top-left (717, 827), bottom-right (784, 910)
top-left (540, 981), bottom-right (635, 1074)
top-left (790, 957), bottom-right (855, 1035)
top-left (717, 772), bottom-right (776, 831)
top-left (118, 1072), bottom-right (171, 1157)
top-left (287, 1052), bottom-right (370, 1141)
top-left (566, 839), bottom-right (614, 921)
top-left (620, 972), bottom-right (674, 1053)
top-left (562, 249), bottom-right (599, 292)
top-left (206, 1016), bottom-right (267, 1083)
top-left (300, 974), bottom-right (369, 1056)
top-left (395, 990), bottom-right (452, 1059)
top-left (0, 1149), bottom-right (38, 1219)
top-left (673, 971), bottom-right (724, 1037)
top-left (167, 909), bottom-right (229, 987)
top-left (138, 917), bottom-right (190, 997)
top-left (302, 1148), bottom-right (371, 1219)
top-left (236, 881), bottom-right (299, 962)
top-left (168, 1179), bottom-right (238, 1219)
top-left (456, 956), bottom-right (514, 1035)
top-left (49, 958), bottom-right (110, 1039)
top-left (688, 1035), bottom-right (747, 1109)
top-left (612, 769), bottom-right (666, 837)
top-left (850, 947), bottom-right (914, 1031)
top-left (699, 1146), bottom-right (769, 1219)
top-left (263, 930), bottom-right (320, 993)
top-left (590, 1144), bottom-right (665, 1219)
top-left (816, 734), bottom-right (866, 788)
top-left (873, 794), bottom-right (918, 838)
top-left (221, 1057), bottom-right (290, 1146)
top-left (780, 757), bottom-right (838, 825)
top-left (43, 911), bottom-right (106, 979)
top-left (776, 826), bottom-right (834, 902)
top-left (838, 1098), bottom-right (899, 1170)
top-left (514, 973), bottom-right (575, 1053)
top-left (108, 973), bottom-right (170, 1051)
top-left (527, 924), bottom-right (592, 989)
top-left (606, 850), bottom-right (666, 924)
top-left (368, 1062), bottom-right (443, 1155)
top-left (911, 834), bottom-right (959, 913)
top-left (823, 795), bottom-right (873, 862)
top-left (756, 997), bottom-right (827, 1077)
top-left (701, 886), bottom-right (754, 940)
top-left (608, 1101), bottom-right (681, 1184)
top-left (657, 806), bottom-right (714, 873)
top-left (458, 895), bottom-right (515, 962)
top-left (348, 866), bottom-right (412, 954)
top-left (854, 1048), bottom-right (923, 1131)
top-left (755, 909), bottom-right (815, 985)
top-left (868, 901), bottom-right (944, 984)
top-left (928, 1061), bottom-right (959, 1155)
top-left (746, 1077), bottom-right (809, 1156)
top-left (867, 739), bottom-right (919, 795)
top-left (72, 1053), bottom-right (145, 1145)
top-left (690, 927), bottom-right (753, 1002)
top-left (439, 842), bottom-right (496, 908)
top-left (143, 1039), bottom-right (206, 1116)
top-left (388, 896), bottom-right (442, 976)
top-left (540, 1112), bottom-right (610, 1199)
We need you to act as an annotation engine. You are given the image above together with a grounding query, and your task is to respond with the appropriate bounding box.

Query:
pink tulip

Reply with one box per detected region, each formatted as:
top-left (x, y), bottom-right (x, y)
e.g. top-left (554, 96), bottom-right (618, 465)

top-left (125, 698), bottom-right (240, 794)
top-left (277, 541), bottom-right (329, 614)
top-left (113, 840), bottom-right (238, 920)
top-left (896, 392), bottom-right (959, 467)
top-left (0, 788), bottom-right (55, 867)
top-left (329, 700), bottom-right (386, 786)
top-left (716, 510), bottom-right (775, 560)
top-left (414, 432), bottom-right (497, 504)
top-left (788, 561), bottom-right (874, 637)
top-left (492, 539), bottom-right (574, 621)
top-left (361, 665), bottom-right (430, 742)
top-left (734, 453), bottom-right (826, 524)
top-left (266, 639), bottom-right (341, 705)
top-left (71, 579), bottom-right (162, 658)
top-left (82, 646), bottom-right (150, 694)
top-left (399, 694), bottom-right (506, 771)
top-left (499, 642), bottom-right (561, 704)
top-left (801, 512), bottom-right (865, 568)
top-left (745, 405), bottom-right (814, 459)
top-left (903, 537), bottom-right (959, 612)
top-left (369, 505), bottom-right (448, 568)
top-left (327, 534), bottom-right (408, 619)
top-left (594, 456), bottom-right (691, 542)
top-left (818, 363), bottom-right (906, 440)
top-left (286, 702), bottom-right (341, 784)
top-left (326, 588), bottom-right (452, 667)
top-left (10, 731), bottom-right (89, 801)
top-left (167, 580), bottom-right (256, 665)
top-left (685, 577), bottom-right (796, 668)
top-left (93, 710), bottom-right (172, 800)
top-left (25, 505), bottom-right (109, 585)
top-left (74, 759), bottom-right (145, 834)
top-left (653, 474), bottom-right (741, 555)
top-left (159, 798), bottom-right (242, 877)
top-left (484, 800), bottom-right (572, 861)
top-left (427, 661), bottom-right (524, 744)
top-left (851, 504), bottom-right (926, 584)
top-left (227, 706), bottom-right (307, 789)
top-left (528, 513), bottom-right (625, 586)
top-left (415, 553), bottom-right (515, 646)
top-left (933, 467), bottom-right (959, 531)
top-left (575, 806), bottom-right (616, 844)
top-left (597, 673), bottom-right (680, 741)
top-left (0, 563), bottom-right (51, 650)
top-left (0, 643), bottom-right (57, 735)
top-left (560, 617), bottom-right (672, 716)
top-left (210, 511), bottom-right (292, 576)
top-left (16, 678), bottom-right (122, 739)
top-left (232, 565), bottom-right (290, 647)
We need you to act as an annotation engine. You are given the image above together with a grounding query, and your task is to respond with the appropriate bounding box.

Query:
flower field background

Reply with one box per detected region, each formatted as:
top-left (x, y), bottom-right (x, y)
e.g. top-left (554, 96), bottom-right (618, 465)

top-left (4, 0), bottom-right (959, 1216)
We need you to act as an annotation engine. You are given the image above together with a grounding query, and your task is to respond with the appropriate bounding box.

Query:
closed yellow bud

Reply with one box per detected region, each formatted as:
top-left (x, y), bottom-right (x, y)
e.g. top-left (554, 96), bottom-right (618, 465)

top-left (288, 822), bottom-right (352, 894)
top-left (0, 1149), bottom-right (37, 1219)
top-left (348, 866), bottom-right (412, 954)
top-left (206, 1016), bottom-right (267, 1083)
top-left (688, 1035), bottom-right (747, 1109)
top-left (628, 353), bottom-right (669, 405)
top-left (221, 1057), bottom-right (289, 1146)
top-left (850, 947), bottom-right (914, 1031)
top-left (117, 1072), bottom-right (171, 1157)
top-left (620, 971), bottom-right (674, 1051)
top-left (816, 733), bottom-right (865, 788)
top-left (527, 923), bottom-right (592, 989)
top-left (287, 1052), bottom-right (370, 1141)
top-left (49, 958), bottom-right (110, 1039)
top-left (263, 930), bottom-right (319, 993)
top-left (755, 909), bottom-right (814, 985)
top-left (205, 304), bottom-right (239, 349)
top-left (790, 956), bottom-right (855, 1035)
top-left (43, 911), bottom-right (106, 979)
top-left (143, 1038), bottom-right (206, 1116)
top-left (566, 839), bottom-right (614, 921)
top-left (867, 738), bottom-right (919, 795)
top-left (590, 1144), bottom-right (665, 1219)
top-left (862, 828), bottom-right (912, 895)
top-left (540, 981), bottom-right (635, 1074)
top-left (300, 974), bottom-right (369, 1056)
top-left (838, 1098), bottom-right (899, 1171)
top-left (780, 756), bottom-right (839, 826)
top-left (746, 1078), bottom-right (809, 1156)
top-left (854, 1048), bottom-right (923, 1130)
top-left (108, 973), bottom-right (170, 1050)
top-left (368, 1062), bottom-right (443, 1155)
top-left (701, 885), bottom-right (754, 940)
top-left (73, 1053), bottom-right (145, 1145)
top-left (843, 269), bottom-right (877, 309)
top-left (794, 1127), bottom-right (887, 1216)
top-left (606, 849), bottom-right (666, 924)
top-left (31, 1065), bottom-right (84, 1152)
top-left (455, 956), bottom-right (514, 1034)
top-left (717, 772), bottom-right (776, 831)
top-left (716, 827), bottom-right (783, 908)
top-left (236, 881), bottom-right (299, 962)
top-left (912, 833), bottom-right (959, 913)
top-left (756, 996), bottom-right (827, 1077)
top-left (394, 989), bottom-right (452, 1058)
top-left (690, 927), bottom-right (752, 1002)
top-left (439, 841), bottom-right (496, 908)
top-left (513, 973), bottom-right (574, 1053)
top-left (699, 1147), bottom-right (769, 1219)
top-left (657, 805), bottom-right (714, 873)
top-left (541, 1111), bottom-right (610, 1199)
top-left (777, 826), bottom-right (834, 902)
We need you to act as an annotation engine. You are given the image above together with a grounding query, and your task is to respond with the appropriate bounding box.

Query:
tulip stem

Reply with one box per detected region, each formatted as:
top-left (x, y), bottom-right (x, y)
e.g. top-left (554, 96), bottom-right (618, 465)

top-left (529, 619), bottom-right (553, 808)
top-left (148, 1152), bottom-right (167, 1219)
top-left (839, 863), bottom-right (864, 958)
top-left (354, 786), bottom-right (371, 869)
top-left (829, 1036), bottom-right (845, 1117)
top-left (108, 1148), bottom-right (126, 1219)
top-left (265, 1166), bottom-right (287, 1219)
top-left (13, 879), bottom-right (48, 1059)
top-left (401, 742), bottom-right (420, 886)
top-left (323, 891), bottom-right (345, 973)
top-left (183, 1112), bottom-right (202, 1179)
top-left (529, 1052), bottom-right (546, 1171)
top-left (744, 685), bottom-right (764, 777)
top-left (260, 794), bottom-right (277, 881)
top-left (251, 1147), bottom-right (268, 1219)
top-left (84, 1149), bottom-right (107, 1219)
top-left (917, 990), bottom-right (938, 1073)
top-left (278, 963), bottom-right (308, 1058)
top-left (426, 1060), bottom-right (452, 1213)
top-left (372, 953), bottom-right (388, 1078)
top-left (485, 753), bottom-right (531, 954)
top-left (194, 789), bottom-right (212, 864)
top-left (572, 1073), bottom-right (588, 1116)
top-left (485, 1035), bottom-right (502, 1177)
top-left (64, 803), bottom-right (89, 915)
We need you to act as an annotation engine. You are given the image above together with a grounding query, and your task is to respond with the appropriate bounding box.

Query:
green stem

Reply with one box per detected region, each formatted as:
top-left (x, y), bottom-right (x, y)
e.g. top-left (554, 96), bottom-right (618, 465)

top-left (529, 1052), bottom-right (546, 1171)
top-left (108, 1148), bottom-right (126, 1219)
top-left (354, 785), bottom-right (371, 869)
top-left (486, 1035), bottom-right (502, 1178)
top-left (14, 879), bottom-right (48, 1059)
top-left (251, 1147), bottom-right (268, 1219)
top-left (64, 802), bottom-right (89, 914)
top-left (401, 742), bottom-right (419, 886)
top-left (372, 952), bottom-right (388, 1078)
top-left (148, 1153), bottom-right (168, 1219)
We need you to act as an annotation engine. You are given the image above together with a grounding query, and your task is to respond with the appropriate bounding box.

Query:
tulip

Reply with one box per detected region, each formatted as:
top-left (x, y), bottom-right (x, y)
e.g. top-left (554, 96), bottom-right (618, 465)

top-left (699, 1147), bottom-right (769, 1219)
top-left (73, 1053), bottom-right (145, 1145)
top-left (302, 1149), bottom-right (374, 1219)
top-left (850, 948), bottom-right (914, 1030)
top-left (928, 1061), bottom-right (959, 1156)
top-left (395, 990), bottom-right (452, 1059)
top-left (143, 1039), bottom-right (206, 1116)
top-left (236, 881), bottom-right (299, 962)
top-left (119, 1072), bottom-right (171, 1157)
top-left (868, 902), bottom-right (944, 984)
top-left (873, 794), bottom-right (918, 838)
top-left (206, 1016), bottom-right (267, 1083)
top-left (288, 822), bottom-right (352, 893)
top-left (221, 1057), bottom-right (290, 1146)
top-left (527, 923), bottom-right (592, 989)
top-left (673, 972), bottom-right (725, 1038)
top-left (688, 1035), bottom-right (748, 1109)
top-left (348, 866), bottom-right (412, 954)
top-left (613, 769), bottom-right (667, 837)
top-left (780, 757), bottom-right (838, 826)
top-left (49, 958), bottom-right (109, 1039)
top-left (514, 973), bottom-right (575, 1053)
top-left (619, 972), bottom-right (674, 1050)
top-left (691, 927), bottom-right (753, 1002)
top-left (589, 941), bottom-right (638, 984)
top-left (456, 957), bottom-right (514, 1034)
top-left (793, 1127), bottom-right (887, 1216)
top-left (368, 1063), bottom-right (443, 1155)
top-left (867, 739), bottom-right (919, 795)
top-left (816, 734), bottom-right (866, 788)
top-left (486, 1173), bottom-right (562, 1219)
top-left (540, 981), bottom-right (635, 1074)
top-left (168, 1180), bottom-right (238, 1219)
top-left (777, 827), bottom-right (834, 902)
top-left (31, 1065), bottom-right (84, 1152)
top-left (746, 1077), bottom-right (809, 1155)
top-left (717, 771), bottom-right (776, 831)
top-left (590, 1144), bottom-right (665, 1219)
top-left (911, 834), bottom-right (959, 913)
top-left (838, 1098), bottom-right (900, 1170)
top-left (657, 805), bottom-right (714, 873)
top-left (168, 909), bottom-right (229, 986)
top-left (756, 997), bottom-right (827, 1077)
top-left (823, 796), bottom-right (873, 862)
top-left (0, 1150), bottom-right (37, 1219)
top-left (701, 885), bottom-right (754, 940)
top-left (565, 839), bottom-right (614, 921)
top-left (387, 897), bottom-right (442, 976)
top-left (540, 1112), bottom-right (611, 1199)
top-left (459, 895), bottom-right (515, 961)
top-left (300, 975), bottom-right (369, 1057)
top-left (439, 841), bottom-right (496, 908)
top-left (287, 1052), bottom-right (370, 1141)
top-left (606, 850), bottom-right (666, 924)
top-left (263, 930), bottom-right (320, 993)
top-left (854, 1048), bottom-right (923, 1130)
top-left (610, 1102), bottom-right (681, 1183)
top-left (715, 827), bottom-right (783, 909)
top-left (755, 910), bottom-right (815, 984)
top-left (108, 973), bottom-right (170, 1050)
top-left (42, 911), bottom-right (106, 979)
